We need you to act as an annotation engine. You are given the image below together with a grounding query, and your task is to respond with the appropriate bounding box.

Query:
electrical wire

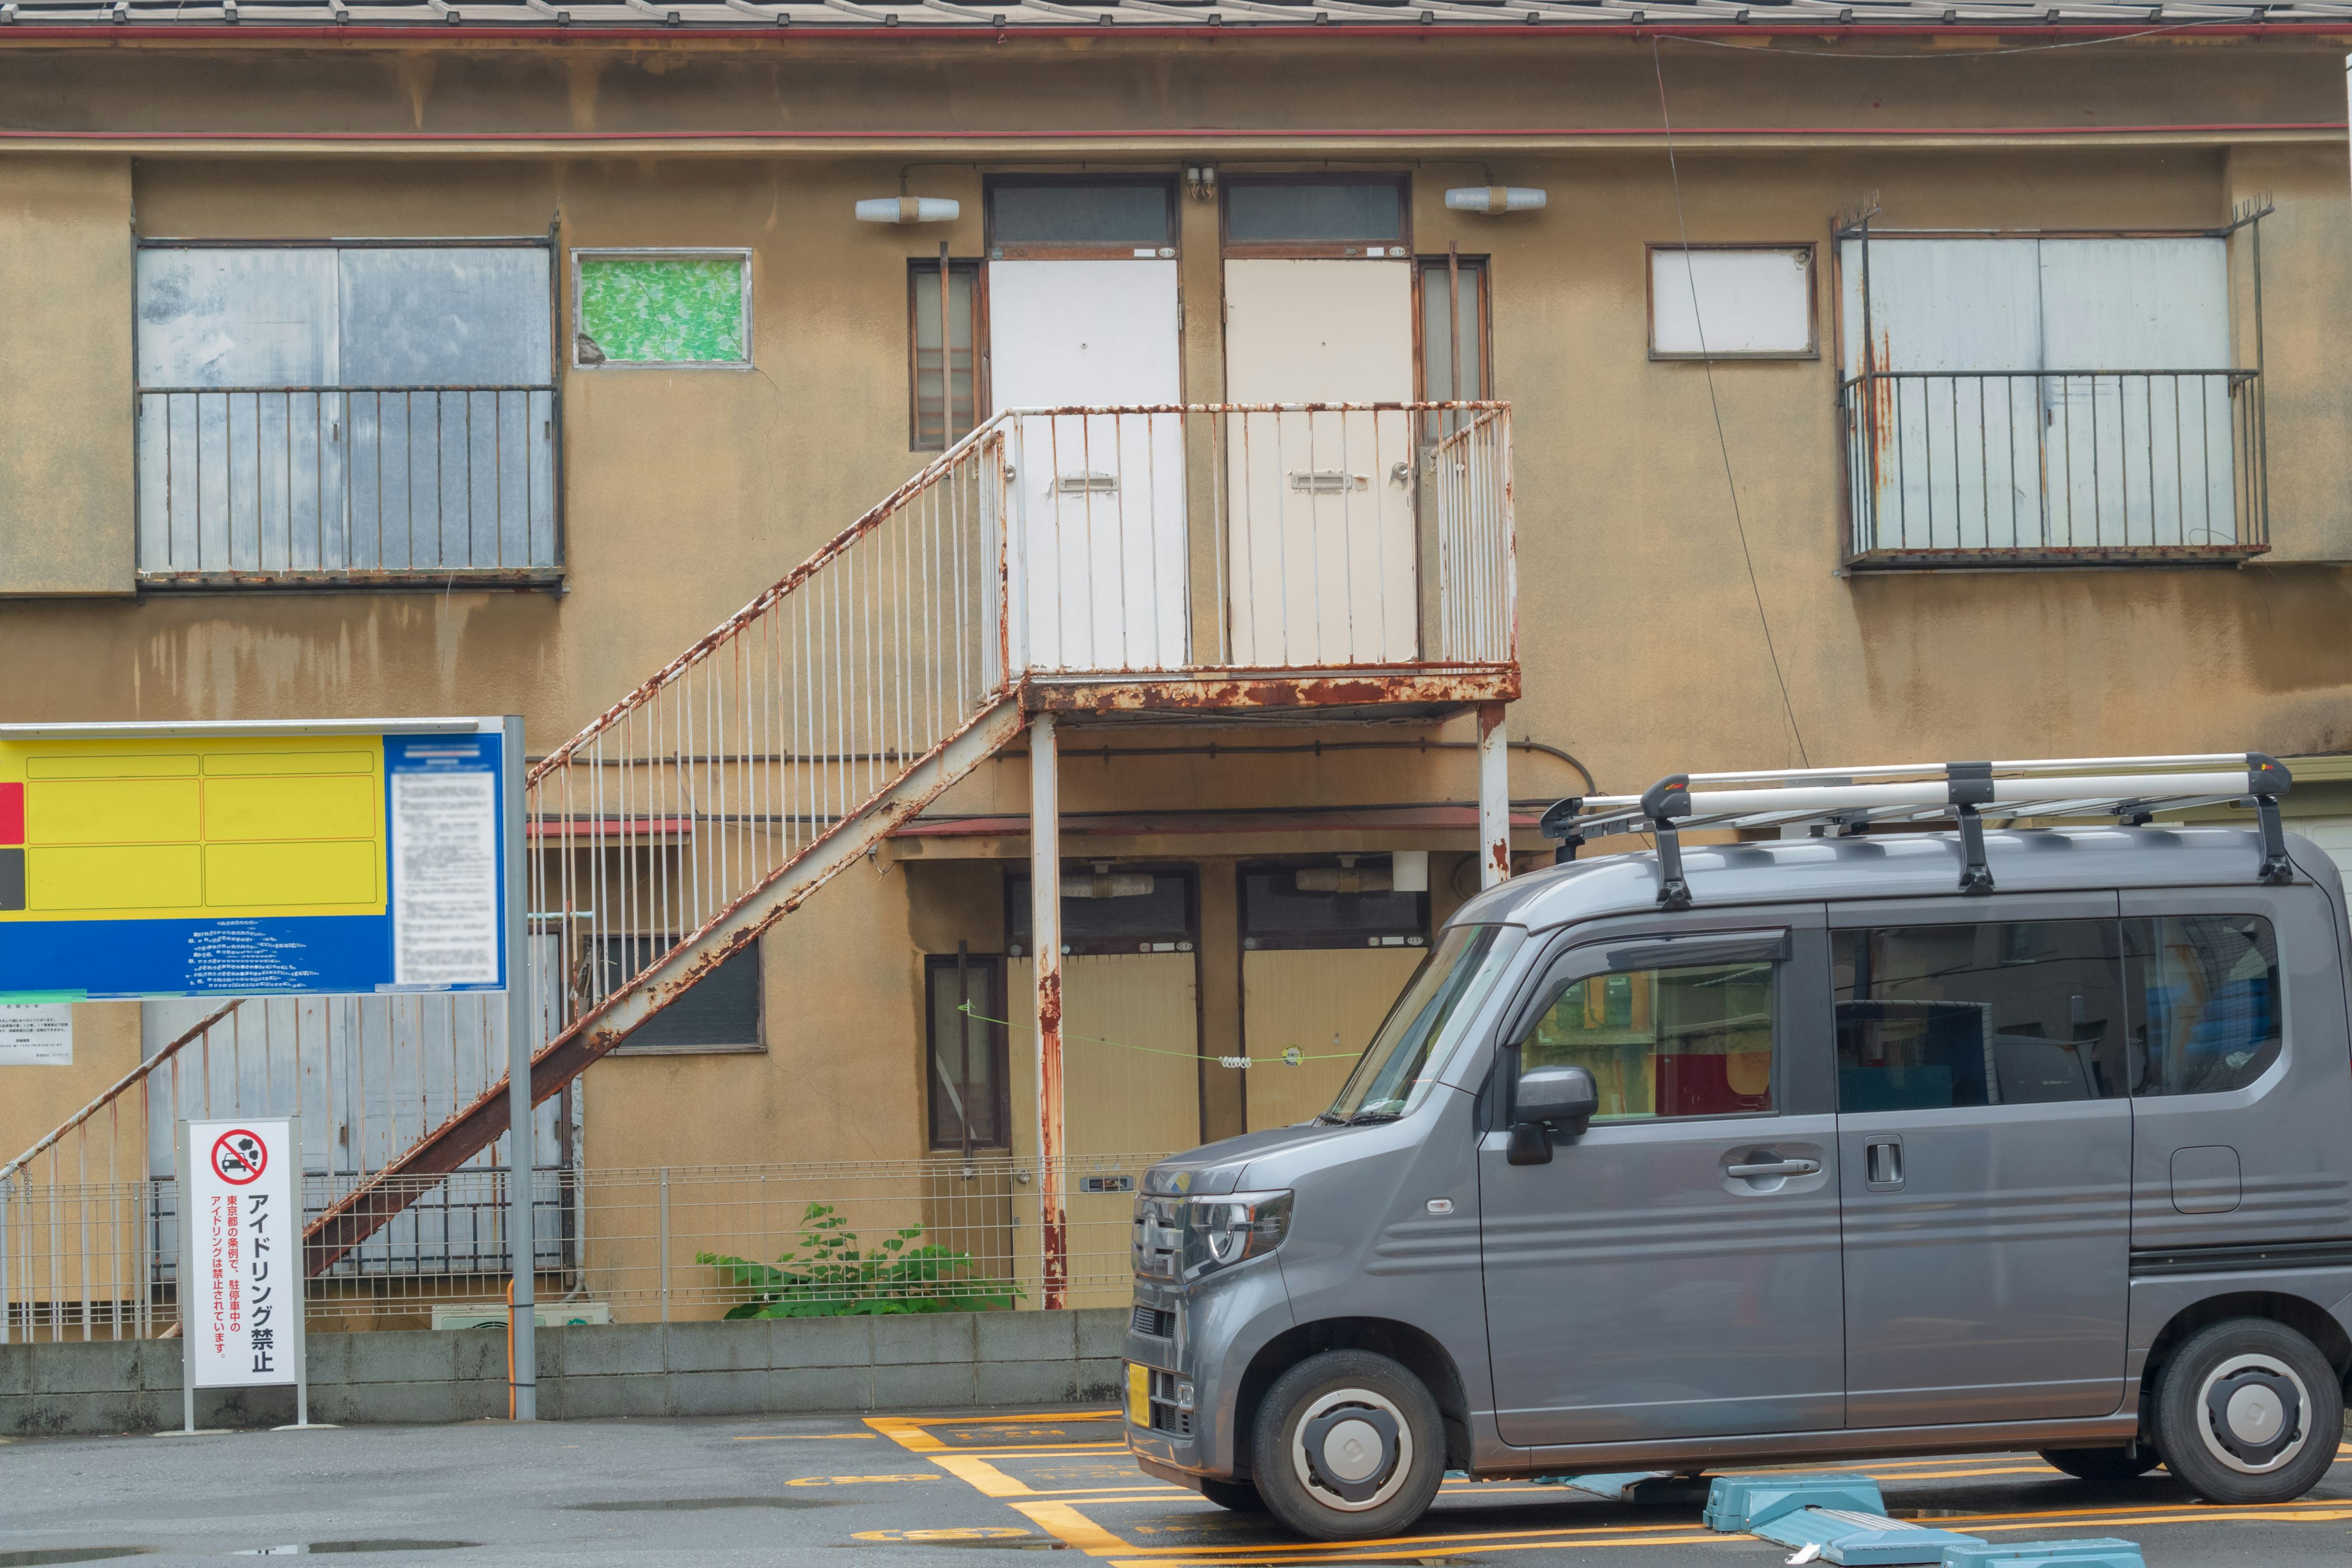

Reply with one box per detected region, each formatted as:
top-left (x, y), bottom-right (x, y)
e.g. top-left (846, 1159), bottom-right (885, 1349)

top-left (1653, 35), bottom-right (1813, 769)
top-left (957, 1001), bottom-right (1360, 1066)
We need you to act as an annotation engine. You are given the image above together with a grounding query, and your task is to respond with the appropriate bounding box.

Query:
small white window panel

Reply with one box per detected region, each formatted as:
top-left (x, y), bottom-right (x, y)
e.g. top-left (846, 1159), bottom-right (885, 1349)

top-left (1649, 245), bottom-right (1817, 360)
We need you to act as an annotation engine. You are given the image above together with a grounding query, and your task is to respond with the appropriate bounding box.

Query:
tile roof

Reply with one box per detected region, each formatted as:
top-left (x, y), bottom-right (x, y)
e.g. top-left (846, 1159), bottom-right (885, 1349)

top-left (1, 0), bottom-right (2345, 31)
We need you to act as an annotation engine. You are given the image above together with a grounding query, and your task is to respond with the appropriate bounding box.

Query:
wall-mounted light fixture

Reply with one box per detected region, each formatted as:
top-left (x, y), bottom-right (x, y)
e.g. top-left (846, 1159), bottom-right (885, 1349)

top-left (854, 197), bottom-right (962, 225)
top-left (1185, 165), bottom-right (1218, 202)
top-left (1444, 186), bottom-right (1547, 215)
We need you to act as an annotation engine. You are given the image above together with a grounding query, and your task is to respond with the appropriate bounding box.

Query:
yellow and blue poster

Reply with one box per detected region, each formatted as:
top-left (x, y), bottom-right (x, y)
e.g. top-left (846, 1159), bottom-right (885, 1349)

top-left (0, 720), bottom-right (508, 1001)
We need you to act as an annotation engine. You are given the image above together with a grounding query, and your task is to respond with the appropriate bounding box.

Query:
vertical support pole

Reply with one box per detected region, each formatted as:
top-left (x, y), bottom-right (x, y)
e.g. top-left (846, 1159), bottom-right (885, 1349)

top-left (1028, 712), bottom-right (1068, 1311)
top-left (501, 714), bottom-right (537, 1422)
top-left (1478, 703), bottom-right (1511, 891)
top-left (176, 1121), bottom-right (195, 1434)
top-left (287, 1113), bottom-right (309, 1428)
top-left (658, 1167), bottom-right (672, 1323)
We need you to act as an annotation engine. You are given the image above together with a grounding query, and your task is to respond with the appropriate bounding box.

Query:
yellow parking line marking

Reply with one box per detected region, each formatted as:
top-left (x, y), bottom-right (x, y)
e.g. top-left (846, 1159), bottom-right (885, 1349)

top-left (865, 1411), bottom-right (1123, 1453)
top-left (1014, 1500), bottom-right (1141, 1555)
top-left (930, 1453), bottom-right (1041, 1498)
top-left (733, 1431), bottom-right (881, 1441)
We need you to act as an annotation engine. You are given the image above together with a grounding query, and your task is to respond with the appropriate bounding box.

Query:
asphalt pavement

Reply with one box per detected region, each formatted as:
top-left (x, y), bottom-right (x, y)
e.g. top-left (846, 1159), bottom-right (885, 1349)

top-left (2, 1404), bottom-right (2348, 1567)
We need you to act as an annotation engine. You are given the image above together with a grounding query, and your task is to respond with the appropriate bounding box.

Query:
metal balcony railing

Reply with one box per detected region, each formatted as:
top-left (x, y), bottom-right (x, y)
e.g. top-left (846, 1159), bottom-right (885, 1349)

top-left (1841, 369), bottom-right (2267, 566)
top-left (135, 384), bottom-right (561, 584)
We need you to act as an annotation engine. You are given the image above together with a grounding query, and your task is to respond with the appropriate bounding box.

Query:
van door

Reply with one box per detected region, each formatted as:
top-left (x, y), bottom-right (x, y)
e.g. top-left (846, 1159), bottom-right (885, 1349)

top-left (1830, 894), bottom-right (2133, 1427)
top-left (1477, 917), bottom-right (1845, 1446)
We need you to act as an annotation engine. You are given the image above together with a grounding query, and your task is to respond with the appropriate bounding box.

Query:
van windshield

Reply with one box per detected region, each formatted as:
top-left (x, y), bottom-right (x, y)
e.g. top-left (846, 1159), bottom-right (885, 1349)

top-left (1325, 923), bottom-right (1522, 1121)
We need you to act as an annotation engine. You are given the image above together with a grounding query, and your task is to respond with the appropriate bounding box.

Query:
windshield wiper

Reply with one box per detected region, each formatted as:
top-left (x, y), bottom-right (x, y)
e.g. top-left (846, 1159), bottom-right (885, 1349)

top-left (1312, 1112), bottom-right (1349, 1126)
top-left (1348, 1110), bottom-right (1403, 1125)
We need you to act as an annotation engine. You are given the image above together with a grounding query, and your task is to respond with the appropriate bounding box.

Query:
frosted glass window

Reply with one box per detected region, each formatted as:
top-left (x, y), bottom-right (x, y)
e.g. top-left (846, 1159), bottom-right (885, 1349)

top-left (572, 250), bottom-right (751, 369)
top-left (1649, 246), bottom-right (1817, 359)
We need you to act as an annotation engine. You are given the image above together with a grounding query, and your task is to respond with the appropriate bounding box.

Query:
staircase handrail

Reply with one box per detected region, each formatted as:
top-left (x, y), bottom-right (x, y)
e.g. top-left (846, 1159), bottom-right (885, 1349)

top-left (0, 1000), bottom-right (239, 1188)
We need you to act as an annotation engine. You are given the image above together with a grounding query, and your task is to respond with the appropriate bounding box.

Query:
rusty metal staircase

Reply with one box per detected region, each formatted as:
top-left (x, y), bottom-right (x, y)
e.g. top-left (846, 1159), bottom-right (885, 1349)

top-left (292, 399), bottom-right (1518, 1271)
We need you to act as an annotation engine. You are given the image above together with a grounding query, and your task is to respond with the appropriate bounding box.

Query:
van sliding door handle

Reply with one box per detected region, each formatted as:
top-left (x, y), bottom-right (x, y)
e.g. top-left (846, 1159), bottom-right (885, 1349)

top-left (1727, 1158), bottom-right (1822, 1178)
top-left (1866, 1139), bottom-right (1905, 1188)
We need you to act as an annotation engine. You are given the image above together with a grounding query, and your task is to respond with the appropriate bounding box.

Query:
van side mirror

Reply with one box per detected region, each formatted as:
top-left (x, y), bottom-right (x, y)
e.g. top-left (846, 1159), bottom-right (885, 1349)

top-left (1506, 1065), bottom-right (1599, 1166)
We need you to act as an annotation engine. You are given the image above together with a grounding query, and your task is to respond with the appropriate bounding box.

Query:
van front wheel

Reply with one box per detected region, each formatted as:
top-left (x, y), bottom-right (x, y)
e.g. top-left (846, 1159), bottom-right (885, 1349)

top-left (2151, 1317), bottom-right (2344, 1505)
top-left (1250, 1350), bottom-right (1445, 1541)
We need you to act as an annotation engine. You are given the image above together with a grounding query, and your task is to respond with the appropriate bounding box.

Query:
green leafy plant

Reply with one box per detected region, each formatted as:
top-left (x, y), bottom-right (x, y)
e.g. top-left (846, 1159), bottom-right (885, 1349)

top-left (699, 1202), bottom-right (1023, 1317)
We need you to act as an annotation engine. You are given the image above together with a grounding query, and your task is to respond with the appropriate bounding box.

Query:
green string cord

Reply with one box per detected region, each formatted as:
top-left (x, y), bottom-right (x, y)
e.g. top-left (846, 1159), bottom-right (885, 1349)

top-left (954, 1001), bottom-right (1359, 1068)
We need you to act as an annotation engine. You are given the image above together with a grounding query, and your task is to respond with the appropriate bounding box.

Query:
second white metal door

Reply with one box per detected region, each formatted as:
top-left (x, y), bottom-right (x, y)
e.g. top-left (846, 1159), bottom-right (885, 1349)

top-left (1222, 258), bottom-right (1419, 667)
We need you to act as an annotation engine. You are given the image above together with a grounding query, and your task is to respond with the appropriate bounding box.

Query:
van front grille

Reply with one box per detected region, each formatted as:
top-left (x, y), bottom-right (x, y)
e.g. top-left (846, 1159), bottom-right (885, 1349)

top-left (1131, 1305), bottom-right (1173, 1338)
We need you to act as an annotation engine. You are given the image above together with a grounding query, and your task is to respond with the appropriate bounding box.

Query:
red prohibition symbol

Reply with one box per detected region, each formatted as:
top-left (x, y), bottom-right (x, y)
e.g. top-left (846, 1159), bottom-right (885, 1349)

top-left (210, 1129), bottom-right (267, 1186)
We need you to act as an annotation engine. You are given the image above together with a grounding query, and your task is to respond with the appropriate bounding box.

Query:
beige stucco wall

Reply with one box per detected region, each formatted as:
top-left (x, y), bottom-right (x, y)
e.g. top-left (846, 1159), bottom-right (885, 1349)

top-left (0, 156), bottom-right (134, 596)
top-left (2, 35), bottom-right (2349, 1224)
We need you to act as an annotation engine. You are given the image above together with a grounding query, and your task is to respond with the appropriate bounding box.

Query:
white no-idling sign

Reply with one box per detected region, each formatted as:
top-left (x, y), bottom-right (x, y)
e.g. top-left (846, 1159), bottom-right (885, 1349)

top-left (180, 1117), bottom-right (303, 1391)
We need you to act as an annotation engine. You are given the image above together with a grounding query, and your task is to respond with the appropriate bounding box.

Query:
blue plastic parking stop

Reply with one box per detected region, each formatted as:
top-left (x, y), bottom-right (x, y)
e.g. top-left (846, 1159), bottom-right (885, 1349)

top-left (1703, 1473), bottom-right (1889, 1532)
top-left (1752, 1507), bottom-right (1983, 1566)
top-left (1937, 1540), bottom-right (2147, 1568)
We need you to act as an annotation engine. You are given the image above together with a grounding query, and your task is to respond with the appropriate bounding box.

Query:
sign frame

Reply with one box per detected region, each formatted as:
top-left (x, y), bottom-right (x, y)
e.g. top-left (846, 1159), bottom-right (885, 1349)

top-left (0, 716), bottom-right (513, 1003)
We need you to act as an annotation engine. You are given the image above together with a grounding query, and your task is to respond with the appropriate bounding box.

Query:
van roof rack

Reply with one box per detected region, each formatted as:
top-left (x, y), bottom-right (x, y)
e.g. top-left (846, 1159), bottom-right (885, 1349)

top-left (1537, 753), bottom-right (2293, 910)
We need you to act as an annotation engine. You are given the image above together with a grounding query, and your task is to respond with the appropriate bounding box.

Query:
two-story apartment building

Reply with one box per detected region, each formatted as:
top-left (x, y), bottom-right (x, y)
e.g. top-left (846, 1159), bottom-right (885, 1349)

top-left (4, 0), bottom-right (2351, 1325)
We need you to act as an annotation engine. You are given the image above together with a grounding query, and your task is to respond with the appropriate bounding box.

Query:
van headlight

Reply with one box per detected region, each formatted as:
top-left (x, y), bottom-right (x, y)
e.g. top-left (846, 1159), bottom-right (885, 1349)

top-left (1182, 1190), bottom-right (1292, 1279)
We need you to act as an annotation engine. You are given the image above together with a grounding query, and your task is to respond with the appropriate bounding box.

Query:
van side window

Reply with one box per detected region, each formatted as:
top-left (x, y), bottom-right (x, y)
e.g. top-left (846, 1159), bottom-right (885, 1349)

top-left (1517, 960), bottom-right (1775, 1120)
top-left (1834, 921), bottom-right (2128, 1110)
top-left (2125, 914), bottom-right (2282, 1096)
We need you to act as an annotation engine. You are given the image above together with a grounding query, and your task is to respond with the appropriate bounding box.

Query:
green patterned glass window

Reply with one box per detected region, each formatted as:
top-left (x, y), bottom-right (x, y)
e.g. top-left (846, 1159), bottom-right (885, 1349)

top-left (573, 251), bottom-right (750, 369)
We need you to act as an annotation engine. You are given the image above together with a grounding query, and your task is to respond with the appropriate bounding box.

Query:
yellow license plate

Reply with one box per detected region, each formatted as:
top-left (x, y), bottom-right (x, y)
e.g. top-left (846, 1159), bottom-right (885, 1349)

top-left (1126, 1362), bottom-right (1151, 1425)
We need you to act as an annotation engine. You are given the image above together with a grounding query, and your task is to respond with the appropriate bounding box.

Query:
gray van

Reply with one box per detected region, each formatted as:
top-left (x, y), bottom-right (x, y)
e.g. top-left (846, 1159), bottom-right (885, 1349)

top-left (1123, 756), bottom-right (2352, 1540)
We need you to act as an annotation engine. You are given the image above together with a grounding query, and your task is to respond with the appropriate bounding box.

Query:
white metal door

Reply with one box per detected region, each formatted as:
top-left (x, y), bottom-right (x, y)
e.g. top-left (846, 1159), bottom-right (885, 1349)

top-left (989, 258), bottom-right (1188, 674)
top-left (1222, 259), bottom-right (1419, 666)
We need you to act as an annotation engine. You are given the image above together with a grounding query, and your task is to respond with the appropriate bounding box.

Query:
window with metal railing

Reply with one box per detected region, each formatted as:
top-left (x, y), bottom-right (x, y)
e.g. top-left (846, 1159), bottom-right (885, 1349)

top-left (1836, 219), bottom-right (2269, 567)
top-left (134, 237), bottom-right (561, 586)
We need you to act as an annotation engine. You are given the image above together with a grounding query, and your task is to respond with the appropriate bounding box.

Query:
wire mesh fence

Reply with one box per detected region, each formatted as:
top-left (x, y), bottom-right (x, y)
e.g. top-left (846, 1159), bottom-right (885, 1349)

top-left (0, 1153), bottom-right (1163, 1343)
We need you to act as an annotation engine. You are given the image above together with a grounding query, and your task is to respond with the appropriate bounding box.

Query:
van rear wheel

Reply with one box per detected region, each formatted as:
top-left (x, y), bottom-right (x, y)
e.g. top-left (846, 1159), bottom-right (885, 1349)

top-left (1250, 1350), bottom-right (1445, 1541)
top-left (2151, 1317), bottom-right (2343, 1505)
top-left (2037, 1445), bottom-right (2160, 1482)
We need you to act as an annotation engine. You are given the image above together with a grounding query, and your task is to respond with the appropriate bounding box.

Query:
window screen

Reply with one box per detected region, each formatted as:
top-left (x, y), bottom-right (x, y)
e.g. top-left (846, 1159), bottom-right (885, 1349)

top-left (1239, 862), bottom-right (1426, 951)
top-left (594, 935), bottom-right (762, 1052)
top-left (1006, 868), bottom-right (1194, 956)
top-left (989, 182), bottom-right (1172, 247)
top-left (1834, 921), bottom-right (2128, 1112)
top-left (1226, 181), bottom-right (1404, 244)
top-left (928, 953), bottom-right (1009, 1150)
top-left (1518, 959), bottom-right (1777, 1121)
top-left (1649, 246), bottom-right (1815, 358)
top-left (574, 251), bottom-right (750, 368)
top-left (910, 258), bottom-right (982, 451)
top-left (2126, 914), bottom-right (2281, 1096)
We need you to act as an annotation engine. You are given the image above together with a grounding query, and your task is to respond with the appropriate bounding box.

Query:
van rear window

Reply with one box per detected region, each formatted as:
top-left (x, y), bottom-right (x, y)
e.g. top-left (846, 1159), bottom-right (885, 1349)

top-left (2125, 914), bottom-right (2281, 1096)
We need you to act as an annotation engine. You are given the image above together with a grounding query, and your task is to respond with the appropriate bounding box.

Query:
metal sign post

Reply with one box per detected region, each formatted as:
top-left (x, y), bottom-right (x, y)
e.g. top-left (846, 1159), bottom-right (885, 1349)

top-left (500, 715), bottom-right (536, 1421)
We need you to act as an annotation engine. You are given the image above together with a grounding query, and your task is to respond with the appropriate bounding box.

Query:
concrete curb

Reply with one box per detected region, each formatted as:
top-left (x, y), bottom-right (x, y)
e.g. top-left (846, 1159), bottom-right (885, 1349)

top-left (0, 1308), bottom-right (1128, 1435)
